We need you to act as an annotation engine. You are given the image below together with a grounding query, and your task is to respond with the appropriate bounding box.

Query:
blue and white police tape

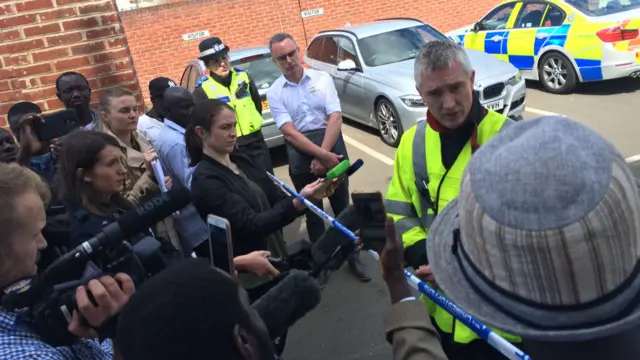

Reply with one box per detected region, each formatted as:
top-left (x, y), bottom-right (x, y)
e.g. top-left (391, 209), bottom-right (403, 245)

top-left (266, 172), bottom-right (531, 360)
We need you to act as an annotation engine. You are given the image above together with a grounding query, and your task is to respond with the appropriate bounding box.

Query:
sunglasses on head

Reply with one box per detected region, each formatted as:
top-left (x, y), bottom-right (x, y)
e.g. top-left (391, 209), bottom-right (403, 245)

top-left (275, 48), bottom-right (298, 63)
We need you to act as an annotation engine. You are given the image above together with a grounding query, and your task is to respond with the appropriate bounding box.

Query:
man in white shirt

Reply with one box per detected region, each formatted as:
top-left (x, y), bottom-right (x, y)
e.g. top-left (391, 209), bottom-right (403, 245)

top-left (266, 33), bottom-right (370, 282)
top-left (137, 77), bottom-right (176, 146)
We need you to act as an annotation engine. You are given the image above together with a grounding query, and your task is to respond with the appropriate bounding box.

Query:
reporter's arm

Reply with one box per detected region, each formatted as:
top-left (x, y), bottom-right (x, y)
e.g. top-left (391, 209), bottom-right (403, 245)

top-left (384, 296), bottom-right (448, 360)
top-left (234, 251), bottom-right (280, 277)
top-left (192, 175), bottom-right (301, 242)
top-left (378, 218), bottom-right (447, 360)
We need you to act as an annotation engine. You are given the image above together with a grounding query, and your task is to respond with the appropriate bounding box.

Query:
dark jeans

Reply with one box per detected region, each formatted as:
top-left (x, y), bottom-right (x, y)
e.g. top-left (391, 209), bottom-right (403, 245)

top-left (434, 319), bottom-right (525, 360)
top-left (237, 131), bottom-right (274, 174)
top-left (286, 130), bottom-right (350, 244)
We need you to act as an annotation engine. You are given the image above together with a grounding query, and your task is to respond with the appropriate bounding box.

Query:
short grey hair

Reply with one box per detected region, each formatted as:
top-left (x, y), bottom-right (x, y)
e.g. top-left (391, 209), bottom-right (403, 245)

top-left (414, 40), bottom-right (472, 89)
top-left (268, 32), bottom-right (296, 52)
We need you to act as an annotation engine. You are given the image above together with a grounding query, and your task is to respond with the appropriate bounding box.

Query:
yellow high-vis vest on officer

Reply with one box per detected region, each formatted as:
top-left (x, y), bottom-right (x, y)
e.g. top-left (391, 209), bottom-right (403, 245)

top-left (199, 68), bottom-right (264, 137)
top-left (385, 109), bottom-right (522, 345)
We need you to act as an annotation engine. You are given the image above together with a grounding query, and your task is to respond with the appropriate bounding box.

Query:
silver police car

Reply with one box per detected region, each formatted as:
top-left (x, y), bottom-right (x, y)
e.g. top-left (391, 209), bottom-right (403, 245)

top-left (304, 18), bottom-right (526, 147)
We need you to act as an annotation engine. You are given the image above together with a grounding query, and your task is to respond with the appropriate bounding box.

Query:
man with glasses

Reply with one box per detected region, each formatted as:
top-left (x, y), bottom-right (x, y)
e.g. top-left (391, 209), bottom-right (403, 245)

top-left (193, 37), bottom-right (273, 173)
top-left (266, 32), bottom-right (370, 284)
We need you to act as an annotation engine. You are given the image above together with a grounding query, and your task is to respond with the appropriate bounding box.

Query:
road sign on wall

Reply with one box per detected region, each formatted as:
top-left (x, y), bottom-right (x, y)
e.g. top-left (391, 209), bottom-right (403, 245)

top-left (301, 8), bottom-right (324, 18)
top-left (183, 30), bottom-right (210, 41)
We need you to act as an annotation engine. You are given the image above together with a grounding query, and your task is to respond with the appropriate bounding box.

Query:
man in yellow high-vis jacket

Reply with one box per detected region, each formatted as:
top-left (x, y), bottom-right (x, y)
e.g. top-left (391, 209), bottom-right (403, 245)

top-left (193, 37), bottom-right (273, 173)
top-left (385, 40), bottom-right (523, 360)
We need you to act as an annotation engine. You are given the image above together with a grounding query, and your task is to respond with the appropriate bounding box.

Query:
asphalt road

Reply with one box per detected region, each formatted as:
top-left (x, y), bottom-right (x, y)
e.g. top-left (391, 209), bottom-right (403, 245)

top-left (271, 77), bottom-right (640, 360)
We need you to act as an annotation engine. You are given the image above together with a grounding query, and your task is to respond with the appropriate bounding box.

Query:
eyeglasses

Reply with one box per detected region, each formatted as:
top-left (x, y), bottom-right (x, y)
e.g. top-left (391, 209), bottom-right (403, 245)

top-left (275, 48), bottom-right (298, 63)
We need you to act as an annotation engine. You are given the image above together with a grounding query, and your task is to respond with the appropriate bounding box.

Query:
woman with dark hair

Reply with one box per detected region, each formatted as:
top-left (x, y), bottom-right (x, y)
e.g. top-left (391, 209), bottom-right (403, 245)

top-left (188, 100), bottom-right (335, 284)
top-left (188, 99), bottom-right (337, 356)
top-left (57, 131), bottom-right (180, 266)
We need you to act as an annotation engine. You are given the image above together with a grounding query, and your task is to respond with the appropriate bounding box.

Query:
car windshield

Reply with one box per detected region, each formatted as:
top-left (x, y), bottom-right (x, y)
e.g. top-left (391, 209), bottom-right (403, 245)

top-left (565, 0), bottom-right (640, 16)
top-left (357, 24), bottom-right (447, 67)
top-left (231, 53), bottom-right (281, 90)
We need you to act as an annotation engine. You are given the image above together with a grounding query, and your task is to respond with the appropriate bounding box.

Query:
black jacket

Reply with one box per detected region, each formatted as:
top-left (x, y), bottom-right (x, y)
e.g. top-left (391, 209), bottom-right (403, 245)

top-left (191, 153), bottom-right (303, 256)
top-left (66, 200), bottom-right (181, 263)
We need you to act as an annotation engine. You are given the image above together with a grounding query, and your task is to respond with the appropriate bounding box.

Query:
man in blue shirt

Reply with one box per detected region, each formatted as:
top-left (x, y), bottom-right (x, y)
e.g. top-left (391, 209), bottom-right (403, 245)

top-left (0, 163), bottom-right (134, 359)
top-left (155, 87), bottom-right (209, 255)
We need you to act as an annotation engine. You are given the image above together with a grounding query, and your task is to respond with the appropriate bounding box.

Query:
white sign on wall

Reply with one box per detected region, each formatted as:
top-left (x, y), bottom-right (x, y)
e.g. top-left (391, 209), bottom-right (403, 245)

top-left (183, 30), bottom-right (210, 41)
top-left (301, 8), bottom-right (324, 18)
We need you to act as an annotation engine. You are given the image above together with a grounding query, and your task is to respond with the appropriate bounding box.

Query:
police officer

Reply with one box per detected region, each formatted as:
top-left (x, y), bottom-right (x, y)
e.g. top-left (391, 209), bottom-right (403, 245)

top-left (385, 41), bottom-right (522, 360)
top-left (193, 37), bottom-right (273, 174)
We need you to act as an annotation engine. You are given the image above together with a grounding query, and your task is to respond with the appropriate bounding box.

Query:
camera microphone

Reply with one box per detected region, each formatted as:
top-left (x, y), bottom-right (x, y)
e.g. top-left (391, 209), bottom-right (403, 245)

top-left (252, 270), bottom-right (321, 340)
top-left (43, 185), bottom-right (191, 282)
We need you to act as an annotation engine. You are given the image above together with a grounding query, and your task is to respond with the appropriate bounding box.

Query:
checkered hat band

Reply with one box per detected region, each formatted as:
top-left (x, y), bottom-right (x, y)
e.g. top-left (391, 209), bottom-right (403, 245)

top-left (459, 155), bottom-right (640, 306)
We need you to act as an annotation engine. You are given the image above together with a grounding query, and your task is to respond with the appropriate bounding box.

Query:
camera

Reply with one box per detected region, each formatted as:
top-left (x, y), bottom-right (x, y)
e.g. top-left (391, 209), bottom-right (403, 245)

top-left (2, 235), bottom-right (169, 347)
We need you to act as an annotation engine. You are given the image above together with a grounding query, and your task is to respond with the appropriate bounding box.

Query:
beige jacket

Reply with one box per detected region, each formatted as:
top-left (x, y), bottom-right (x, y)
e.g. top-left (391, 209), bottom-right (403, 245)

top-left (101, 127), bottom-right (182, 253)
top-left (385, 299), bottom-right (448, 360)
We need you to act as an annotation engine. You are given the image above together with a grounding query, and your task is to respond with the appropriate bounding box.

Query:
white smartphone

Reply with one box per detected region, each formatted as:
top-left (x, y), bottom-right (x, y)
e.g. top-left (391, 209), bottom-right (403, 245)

top-left (206, 214), bottom-right (235, 275)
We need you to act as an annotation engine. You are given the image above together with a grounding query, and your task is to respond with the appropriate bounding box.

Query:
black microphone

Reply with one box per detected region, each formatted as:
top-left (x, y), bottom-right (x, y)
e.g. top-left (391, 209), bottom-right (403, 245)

top-left (43, 185), bottom-right (191, 281)
top-left (344, 159), bottom-right (364, 177)
top-left (252, 270), bottom-right (321, 339)
top-left (310, 205), bottom-right (360, 276)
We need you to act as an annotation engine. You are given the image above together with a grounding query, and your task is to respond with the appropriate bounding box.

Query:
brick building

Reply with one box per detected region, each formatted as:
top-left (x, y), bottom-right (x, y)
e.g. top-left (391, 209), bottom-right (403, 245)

top-left (1, 0), bottom-right (500, 128)
top-left (0, 0), bottom-right (142, 127)
top-left (120, 0), bottom-right (500, 101)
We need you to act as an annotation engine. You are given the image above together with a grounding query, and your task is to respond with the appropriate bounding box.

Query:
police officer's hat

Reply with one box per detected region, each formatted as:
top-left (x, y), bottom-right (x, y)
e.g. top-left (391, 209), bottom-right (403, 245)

top-left (198, 37), bottom-right (230, 60)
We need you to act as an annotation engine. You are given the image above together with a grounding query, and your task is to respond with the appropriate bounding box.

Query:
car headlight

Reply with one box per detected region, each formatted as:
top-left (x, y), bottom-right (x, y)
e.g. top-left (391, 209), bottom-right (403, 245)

top-left (505, 71), bottom-right (522, 86)
top-left (400, 95), bottom-right (425, 107)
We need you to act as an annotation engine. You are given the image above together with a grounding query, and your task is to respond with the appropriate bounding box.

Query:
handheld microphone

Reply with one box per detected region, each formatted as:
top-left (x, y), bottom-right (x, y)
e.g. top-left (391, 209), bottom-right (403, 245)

top-left (310, 205), bottom-right (360, 276)
top-left (252, 270), bottom-right (321, 339)
top-left (43, 185), bottom-right (191, 281)
top-left (344, 159), bottom-right (364, 177)
top-left (324, 160), bottom-right (351, 180)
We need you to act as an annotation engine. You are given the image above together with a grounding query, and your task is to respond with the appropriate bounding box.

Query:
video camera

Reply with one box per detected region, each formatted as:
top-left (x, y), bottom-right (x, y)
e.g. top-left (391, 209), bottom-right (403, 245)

top-left (1, 186), bottom-right (191, 347)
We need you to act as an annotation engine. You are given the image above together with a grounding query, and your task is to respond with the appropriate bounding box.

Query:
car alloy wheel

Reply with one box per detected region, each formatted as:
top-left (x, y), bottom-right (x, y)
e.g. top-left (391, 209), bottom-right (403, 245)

top-left (376, 99), bottom-right (403, 147)
top-left (539, 52), bottom-right (577, 94)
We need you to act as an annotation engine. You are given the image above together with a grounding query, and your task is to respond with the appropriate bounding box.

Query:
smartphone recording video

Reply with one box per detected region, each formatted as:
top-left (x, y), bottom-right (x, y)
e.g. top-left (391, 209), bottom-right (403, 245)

top-left (206, 215), bottom-right (235, 275)
top-left (351, 192), bottom-right (387, 253)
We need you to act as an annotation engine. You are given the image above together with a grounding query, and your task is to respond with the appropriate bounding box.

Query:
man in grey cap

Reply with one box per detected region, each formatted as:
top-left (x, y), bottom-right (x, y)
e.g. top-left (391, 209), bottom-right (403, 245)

top-left (193, 37), bottom-right (273, 174)
top-left (426, 115), bottom-right (640, 360)
top-left (155, 87), bottom-right (208, 255)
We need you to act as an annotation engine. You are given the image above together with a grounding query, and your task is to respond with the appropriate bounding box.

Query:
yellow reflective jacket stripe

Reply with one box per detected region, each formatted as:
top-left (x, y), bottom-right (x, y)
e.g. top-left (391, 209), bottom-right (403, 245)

top-left (385, 123), bottom-right (428, 247)
top-left (200, 69), bottom-right (264, 136)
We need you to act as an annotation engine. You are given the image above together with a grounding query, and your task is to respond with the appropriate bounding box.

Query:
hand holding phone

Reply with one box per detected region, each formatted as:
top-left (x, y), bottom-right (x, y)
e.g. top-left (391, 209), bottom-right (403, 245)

top-left (234, 251), bottom-right (281, 277)
top-left (35, 109), bottom-right (80, 141)
top-left (206, 215), bottom-right (235, 275)
top-left (351, 192), bottom-right (387, 253)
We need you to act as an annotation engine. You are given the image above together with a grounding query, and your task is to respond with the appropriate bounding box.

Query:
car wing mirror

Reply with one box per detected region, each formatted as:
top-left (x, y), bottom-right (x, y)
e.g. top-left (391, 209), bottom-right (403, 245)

top-left (337, 59), bottom-right (360, 72)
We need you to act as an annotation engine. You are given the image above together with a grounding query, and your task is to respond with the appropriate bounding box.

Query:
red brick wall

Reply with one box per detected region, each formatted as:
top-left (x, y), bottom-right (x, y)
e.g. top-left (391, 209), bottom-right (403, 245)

top-left (0, 0), bottom-right (142, 127)
top-left (120, 0), bottom-right (499, 102)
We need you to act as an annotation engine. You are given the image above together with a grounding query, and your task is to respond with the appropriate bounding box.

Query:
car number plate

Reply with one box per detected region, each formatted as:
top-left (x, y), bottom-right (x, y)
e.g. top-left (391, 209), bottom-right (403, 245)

top-left (262, 100), bottom-right (269, 110)
top-left (483, 99), bottom-right (504, 111)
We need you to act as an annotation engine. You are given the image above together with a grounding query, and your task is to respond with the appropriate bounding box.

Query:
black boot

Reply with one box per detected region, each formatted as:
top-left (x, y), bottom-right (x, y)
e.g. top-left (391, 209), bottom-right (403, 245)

top-left (347, 251), bottom-right (371, 282)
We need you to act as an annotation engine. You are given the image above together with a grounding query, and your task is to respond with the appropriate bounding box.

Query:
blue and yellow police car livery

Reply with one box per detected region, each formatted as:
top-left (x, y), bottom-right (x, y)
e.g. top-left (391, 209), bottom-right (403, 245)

top-left (447, 0), bottom-right (640, 93)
